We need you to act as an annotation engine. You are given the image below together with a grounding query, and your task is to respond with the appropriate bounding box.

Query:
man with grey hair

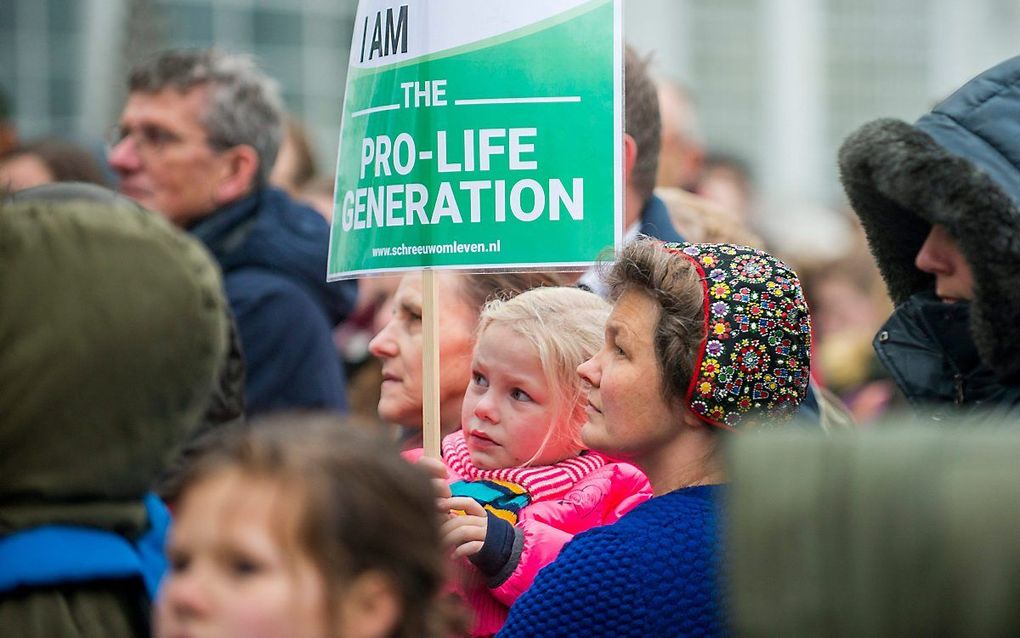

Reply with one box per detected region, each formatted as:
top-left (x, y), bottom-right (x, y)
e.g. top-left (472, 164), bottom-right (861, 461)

top-left (109, 48), bottom-right (356, 415)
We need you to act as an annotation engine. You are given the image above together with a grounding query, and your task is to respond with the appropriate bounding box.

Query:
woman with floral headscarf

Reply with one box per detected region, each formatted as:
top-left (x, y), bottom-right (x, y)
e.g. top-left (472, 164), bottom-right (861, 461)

top-left (498, 238), bottom-right (812, 638)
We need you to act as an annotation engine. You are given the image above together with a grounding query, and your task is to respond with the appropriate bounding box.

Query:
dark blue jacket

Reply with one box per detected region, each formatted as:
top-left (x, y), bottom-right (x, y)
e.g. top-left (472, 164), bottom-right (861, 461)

top-left (874, 292), bottom-right (1020, 421)
top-left (638, 193), bottom-right (686, 243)
top-left (191, 187), bottom-right (357, 414)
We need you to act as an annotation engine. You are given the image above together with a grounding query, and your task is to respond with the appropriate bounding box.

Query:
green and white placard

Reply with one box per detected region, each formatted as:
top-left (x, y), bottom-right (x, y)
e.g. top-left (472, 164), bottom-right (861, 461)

top-left (328, 0), bottom-right (622, 280)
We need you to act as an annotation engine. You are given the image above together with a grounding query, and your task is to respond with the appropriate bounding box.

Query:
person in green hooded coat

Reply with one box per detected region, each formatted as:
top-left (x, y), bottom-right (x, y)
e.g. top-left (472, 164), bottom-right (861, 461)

top-left (728, 426), bottom-right (1020, 637)
top-left (0, 183), bottom-right (230, 637)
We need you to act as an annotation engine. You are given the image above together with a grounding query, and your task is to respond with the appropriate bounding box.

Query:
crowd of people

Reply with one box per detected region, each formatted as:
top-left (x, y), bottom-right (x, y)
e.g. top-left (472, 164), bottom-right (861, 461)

top-left (1, 38), bottom-right (1019, 638)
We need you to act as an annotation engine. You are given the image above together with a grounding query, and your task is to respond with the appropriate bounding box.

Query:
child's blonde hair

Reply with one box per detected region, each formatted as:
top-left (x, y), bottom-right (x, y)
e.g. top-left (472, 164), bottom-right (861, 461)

top-left (476, 286), bottom-right (611, 464)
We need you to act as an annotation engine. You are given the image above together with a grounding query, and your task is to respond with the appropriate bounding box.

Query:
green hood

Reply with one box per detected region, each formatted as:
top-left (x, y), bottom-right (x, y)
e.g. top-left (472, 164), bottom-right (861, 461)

top-left (0, 185), bottom-right (229, 526)
top-left (728, 426), bottom-right (1020, 637)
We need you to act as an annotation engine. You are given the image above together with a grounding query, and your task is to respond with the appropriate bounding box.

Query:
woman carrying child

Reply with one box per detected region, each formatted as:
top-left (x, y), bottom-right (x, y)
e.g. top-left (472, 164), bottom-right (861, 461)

top-left (409, 286), bottom-right (653, 637)
top-left (500, 239), bottom-right (813, 637)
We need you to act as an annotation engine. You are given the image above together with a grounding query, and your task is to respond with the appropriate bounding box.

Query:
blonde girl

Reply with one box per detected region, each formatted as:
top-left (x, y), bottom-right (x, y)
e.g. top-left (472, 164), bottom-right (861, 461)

top-left (409, 286), bottom-right (652, 637)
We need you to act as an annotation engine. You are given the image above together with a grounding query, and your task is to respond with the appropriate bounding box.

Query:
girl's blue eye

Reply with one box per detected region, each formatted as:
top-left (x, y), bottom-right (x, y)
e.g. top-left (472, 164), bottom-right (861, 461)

top-left (511, 388), bottom-right (533, 402)
top-left (473, 372), bottom-right (488, 387)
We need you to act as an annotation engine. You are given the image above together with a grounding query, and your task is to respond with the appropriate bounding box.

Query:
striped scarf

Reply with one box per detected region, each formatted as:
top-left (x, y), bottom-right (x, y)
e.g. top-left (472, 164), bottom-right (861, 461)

top-left (443, 431), bottom-right (606, 523)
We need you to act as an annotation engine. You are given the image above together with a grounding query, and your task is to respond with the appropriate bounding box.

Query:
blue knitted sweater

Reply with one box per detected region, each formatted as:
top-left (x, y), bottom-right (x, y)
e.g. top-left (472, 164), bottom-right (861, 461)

top-left (497, 484), bottom-right (724, 637)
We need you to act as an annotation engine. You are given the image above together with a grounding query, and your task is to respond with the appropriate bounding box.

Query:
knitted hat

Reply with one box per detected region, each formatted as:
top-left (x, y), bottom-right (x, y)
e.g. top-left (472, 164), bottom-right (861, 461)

top-left (838, 55), bottom-right (1020, 383)
top-left (661, 242), bottom-right (812, 429)
top-left (0, 185), bottom-right (230, 503)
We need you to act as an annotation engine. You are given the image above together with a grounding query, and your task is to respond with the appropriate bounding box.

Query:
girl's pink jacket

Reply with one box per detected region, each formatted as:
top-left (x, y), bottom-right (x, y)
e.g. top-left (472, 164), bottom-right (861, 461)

top-left (406, 431), bottom-right (652, 637)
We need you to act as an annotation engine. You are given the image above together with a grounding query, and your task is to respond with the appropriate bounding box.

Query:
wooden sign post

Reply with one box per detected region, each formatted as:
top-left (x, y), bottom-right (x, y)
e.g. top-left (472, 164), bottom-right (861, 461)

top-left (421, 269), bottom-right (442, 459)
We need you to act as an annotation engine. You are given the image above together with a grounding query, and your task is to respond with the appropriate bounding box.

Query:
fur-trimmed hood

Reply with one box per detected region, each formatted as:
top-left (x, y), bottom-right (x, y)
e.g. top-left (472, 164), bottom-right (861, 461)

top-left (838, 55), bottom-right (1020, 384)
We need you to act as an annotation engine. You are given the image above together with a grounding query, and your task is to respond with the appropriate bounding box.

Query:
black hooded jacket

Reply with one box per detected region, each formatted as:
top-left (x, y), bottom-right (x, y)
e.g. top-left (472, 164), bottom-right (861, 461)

top-left (838, 55), bottom-right (1020, 420)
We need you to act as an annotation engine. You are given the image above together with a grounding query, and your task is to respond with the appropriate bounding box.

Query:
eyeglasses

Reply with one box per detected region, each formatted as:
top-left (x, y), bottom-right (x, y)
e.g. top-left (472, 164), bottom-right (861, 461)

top-left (105, 123), bottom-right (184, 155)
top-left (105, 123), bottom-right (233, 155)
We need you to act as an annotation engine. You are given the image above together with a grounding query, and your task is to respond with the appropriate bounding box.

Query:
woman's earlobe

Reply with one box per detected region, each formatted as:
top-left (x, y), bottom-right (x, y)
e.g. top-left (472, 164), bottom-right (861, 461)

top-left (680, 406), bottom-right (708, 430)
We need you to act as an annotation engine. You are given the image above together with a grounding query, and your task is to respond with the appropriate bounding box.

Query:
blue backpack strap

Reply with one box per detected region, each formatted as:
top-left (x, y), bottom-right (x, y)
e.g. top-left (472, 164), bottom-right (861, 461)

top-left (137, 492), bottom-right (171, 597)
top-left (0, 493), bottom-right (170, 599)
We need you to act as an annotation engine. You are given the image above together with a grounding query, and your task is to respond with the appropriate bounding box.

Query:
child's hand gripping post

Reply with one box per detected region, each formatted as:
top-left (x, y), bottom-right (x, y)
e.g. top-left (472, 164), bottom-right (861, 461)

top-left (414, 456), bottom-right (488, 558)
top-left (438, 496), bottom-right (488, 558)
top-left (415, 455), bottom-right (452, 510)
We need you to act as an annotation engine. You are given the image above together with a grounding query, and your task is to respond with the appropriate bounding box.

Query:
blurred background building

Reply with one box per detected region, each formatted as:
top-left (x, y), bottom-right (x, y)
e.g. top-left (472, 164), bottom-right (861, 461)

top-left (2, 0), bottom-right (1017, 253)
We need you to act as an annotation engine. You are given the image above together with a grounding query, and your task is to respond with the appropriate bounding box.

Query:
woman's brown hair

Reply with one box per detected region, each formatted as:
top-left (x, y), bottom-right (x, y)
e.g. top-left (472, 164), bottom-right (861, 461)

top-left (605, 238), bottom-right (707, 407)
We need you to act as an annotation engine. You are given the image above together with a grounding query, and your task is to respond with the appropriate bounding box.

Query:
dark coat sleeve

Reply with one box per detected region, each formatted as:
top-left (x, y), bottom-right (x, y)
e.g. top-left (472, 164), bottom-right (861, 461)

top-left (226, 269), bottom-right (347, 415)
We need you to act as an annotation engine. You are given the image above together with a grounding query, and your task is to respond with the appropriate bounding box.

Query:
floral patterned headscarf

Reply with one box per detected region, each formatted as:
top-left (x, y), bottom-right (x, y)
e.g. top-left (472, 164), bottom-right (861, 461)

top-left (661, 242), bottom-right (812, 429)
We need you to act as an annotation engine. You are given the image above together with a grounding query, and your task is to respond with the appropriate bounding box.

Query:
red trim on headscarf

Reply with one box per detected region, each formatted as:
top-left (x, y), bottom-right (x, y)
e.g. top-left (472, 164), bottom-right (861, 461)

top-left (659, 243), bottom-right (733, 431)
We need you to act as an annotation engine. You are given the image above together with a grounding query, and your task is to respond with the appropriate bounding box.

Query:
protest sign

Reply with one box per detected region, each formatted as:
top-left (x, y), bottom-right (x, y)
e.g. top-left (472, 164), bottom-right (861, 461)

top-left (330, 0), bottom-right (621, 457)
top-left (328, 0), bottom-right (622, 279)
